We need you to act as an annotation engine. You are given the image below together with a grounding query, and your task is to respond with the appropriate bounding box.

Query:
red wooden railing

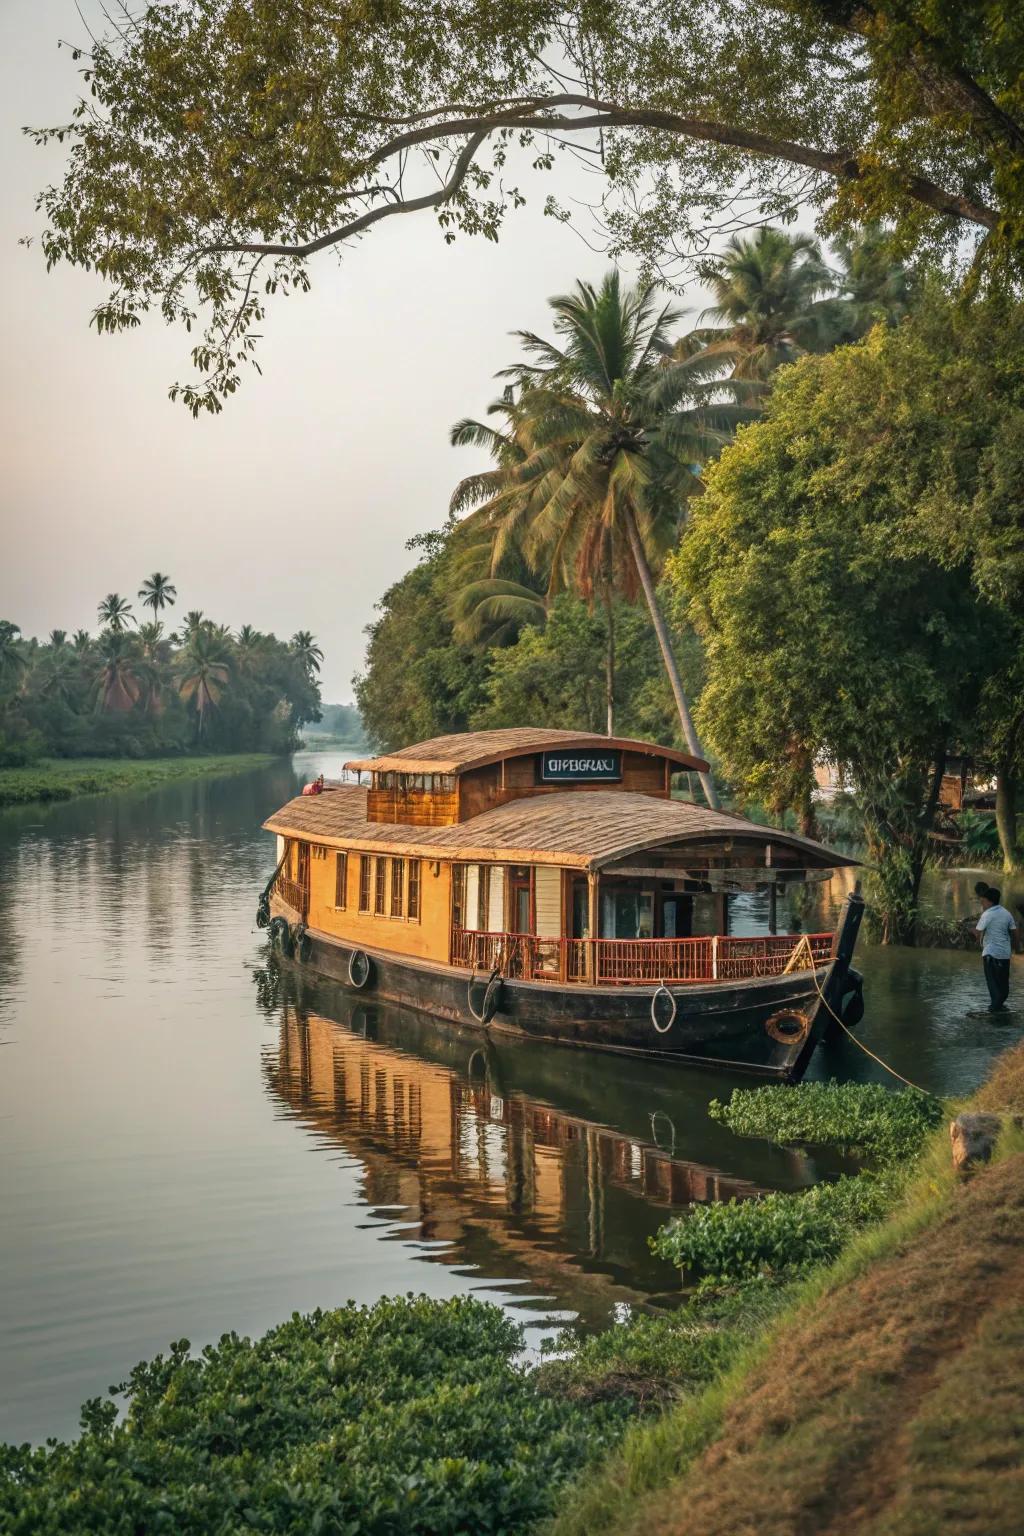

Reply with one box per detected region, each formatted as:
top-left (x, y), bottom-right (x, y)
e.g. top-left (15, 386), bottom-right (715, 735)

top-left (451, 929), bottom-right (833, 985)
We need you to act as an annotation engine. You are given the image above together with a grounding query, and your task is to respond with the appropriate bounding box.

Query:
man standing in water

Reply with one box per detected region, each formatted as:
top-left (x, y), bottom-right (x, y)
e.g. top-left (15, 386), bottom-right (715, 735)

top-left (976, 887), bottom-right (1019, 1013)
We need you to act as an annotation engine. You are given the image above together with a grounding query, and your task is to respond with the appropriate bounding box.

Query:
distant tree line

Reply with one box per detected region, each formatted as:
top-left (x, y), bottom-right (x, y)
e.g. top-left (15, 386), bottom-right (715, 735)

top-left (0, 575), bottom-right (322, 765)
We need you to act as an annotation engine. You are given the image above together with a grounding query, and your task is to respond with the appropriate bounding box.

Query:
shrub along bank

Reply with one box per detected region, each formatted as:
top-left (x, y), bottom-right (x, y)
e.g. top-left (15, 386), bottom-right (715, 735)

top-left (0, 753), bottom-right (276, 807)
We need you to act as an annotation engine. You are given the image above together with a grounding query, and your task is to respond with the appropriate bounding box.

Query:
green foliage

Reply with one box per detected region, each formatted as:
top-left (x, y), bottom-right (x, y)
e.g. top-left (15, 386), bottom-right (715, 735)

top-left (536, 1288), bottom-right (785, 1409)
top-left (29, 1), bottom-right (1024, 411)
top-left (708, 1082), bottom-right (946, 1165)
top-left (0, 755), bottom-right (275, 808)
top-left (354, 526), bottom-right (493, 751)
top-left (651, 1176), bottom-right (896, 1284)
top-left (671, 292), bottom-right (1024, 940)
top-left (0, 601), bottom-right (322, 763)
top-left (0, 1295), bottom-right (623, 1536)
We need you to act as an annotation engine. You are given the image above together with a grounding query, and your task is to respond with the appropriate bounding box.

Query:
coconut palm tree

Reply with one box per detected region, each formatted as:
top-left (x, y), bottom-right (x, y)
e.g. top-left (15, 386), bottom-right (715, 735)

top-left (97, 593), bottom-right (134, 632)
top-left (177, 632), bottom-right (230, 738)
top-left (451, 272), bottom-right (750, 805)
top-left (234, 624), bottom-right (264, 674)
top-left (827, 225), bottom-right (913, 345)
top-left (48, 629), bottom-right (67, 649)
top-left (291, 631), bottom-right (323, 675)
top-left (0, 621), bottom-right (28, 694)
top-left (71, 629), bottom-right (92, 654)
top-left (138, 572), bottom-right (177, 614)
top-left (693, 227), bottom-right (835, 378)
top-left (174, 609), bottom-right (206, 644)
top-left (39, 646), bottom-right (81, 709)
top-left (95, 631), bottom-right (141, 712)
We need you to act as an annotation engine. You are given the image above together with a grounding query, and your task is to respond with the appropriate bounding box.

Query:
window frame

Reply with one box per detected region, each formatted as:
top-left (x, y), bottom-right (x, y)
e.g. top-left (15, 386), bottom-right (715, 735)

top-left (408, 859), bottom-right (421, 922)
top-left (334, 851), bottom-right (348, 909)
top-left (390, 856), bottom-right (405, 918)
top-left (358, 855), bottom-right (372, 913)
top-left (374, 857), bottom-right (388, 916)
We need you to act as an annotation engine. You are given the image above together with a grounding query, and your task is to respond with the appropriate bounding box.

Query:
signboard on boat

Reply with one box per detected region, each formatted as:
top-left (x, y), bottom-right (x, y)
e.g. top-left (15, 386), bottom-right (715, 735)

top-left (540, 750), bottom-right (622, 783)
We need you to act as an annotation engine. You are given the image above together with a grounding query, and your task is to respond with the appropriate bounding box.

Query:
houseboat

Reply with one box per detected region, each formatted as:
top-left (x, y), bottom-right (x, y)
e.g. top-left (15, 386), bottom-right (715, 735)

top-left (259, 728), bottom-right (864, 1078)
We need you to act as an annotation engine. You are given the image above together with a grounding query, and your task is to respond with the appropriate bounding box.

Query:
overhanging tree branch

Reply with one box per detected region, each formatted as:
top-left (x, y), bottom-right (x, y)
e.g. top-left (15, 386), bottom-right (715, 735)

top-left (202, 94), bottom-right (996, 262)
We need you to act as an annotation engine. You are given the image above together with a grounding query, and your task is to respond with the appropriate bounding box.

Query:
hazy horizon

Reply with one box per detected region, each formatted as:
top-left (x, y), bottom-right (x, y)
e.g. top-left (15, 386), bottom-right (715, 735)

top-left (0, 2), bottom-right (666, 703)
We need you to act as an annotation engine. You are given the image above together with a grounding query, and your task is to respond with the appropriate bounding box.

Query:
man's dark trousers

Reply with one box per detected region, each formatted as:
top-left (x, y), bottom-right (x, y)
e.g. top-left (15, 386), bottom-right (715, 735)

top-left (984, 955), bottom-right (1011, 1011)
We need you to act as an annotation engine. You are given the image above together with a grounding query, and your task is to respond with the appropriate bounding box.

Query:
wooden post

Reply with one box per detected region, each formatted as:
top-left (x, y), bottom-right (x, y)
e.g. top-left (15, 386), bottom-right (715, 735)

top-left (768, 882), bottom-right (778, 935)
top-left (715, 890), bottom-right (729, 936)
top-left (587, 872), bottom-right (600, 984)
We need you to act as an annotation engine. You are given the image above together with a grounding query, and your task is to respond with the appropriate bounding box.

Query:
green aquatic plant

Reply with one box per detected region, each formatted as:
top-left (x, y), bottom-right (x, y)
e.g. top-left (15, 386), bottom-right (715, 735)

top-left (651, 1176), bottom-right (896, 1284)
top-left (0, 1295), bottom-right (624, 1535)
top-left (708, 1081), bottom-right (945, 1165)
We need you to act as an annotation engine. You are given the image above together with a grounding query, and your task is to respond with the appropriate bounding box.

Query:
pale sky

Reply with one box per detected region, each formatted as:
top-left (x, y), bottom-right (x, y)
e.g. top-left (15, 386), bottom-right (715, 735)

top-left (0, 1), bottom-right (637, 701)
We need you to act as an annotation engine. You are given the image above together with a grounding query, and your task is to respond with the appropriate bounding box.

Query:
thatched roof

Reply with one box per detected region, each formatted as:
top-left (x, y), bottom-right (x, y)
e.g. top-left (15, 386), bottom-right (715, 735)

top-left (344, 727), bottom-right (708, 777)
top-left (263, 786), bottom-right (855, 873)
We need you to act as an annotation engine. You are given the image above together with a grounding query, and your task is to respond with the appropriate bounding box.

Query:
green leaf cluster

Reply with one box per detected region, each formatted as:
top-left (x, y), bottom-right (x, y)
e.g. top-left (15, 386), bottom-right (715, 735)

top-left (651, 1175), bottom-right (896, 1283)
top-left (707, 1082), bottom-right (946, 1165)
top-left (0, 1295), bottom-right (623, 1536)
top-left (29, 0), bottom-right (1024, 410)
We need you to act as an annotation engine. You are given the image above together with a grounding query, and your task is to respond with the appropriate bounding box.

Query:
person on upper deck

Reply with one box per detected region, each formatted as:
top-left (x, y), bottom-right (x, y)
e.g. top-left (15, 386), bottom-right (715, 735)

top-left (976, 886), bottom-right (1019, 1013)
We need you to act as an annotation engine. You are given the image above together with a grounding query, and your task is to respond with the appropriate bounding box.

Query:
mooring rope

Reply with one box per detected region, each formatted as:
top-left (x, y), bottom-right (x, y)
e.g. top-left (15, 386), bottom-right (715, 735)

top-left (808, 965), bottom-right (931, 1095)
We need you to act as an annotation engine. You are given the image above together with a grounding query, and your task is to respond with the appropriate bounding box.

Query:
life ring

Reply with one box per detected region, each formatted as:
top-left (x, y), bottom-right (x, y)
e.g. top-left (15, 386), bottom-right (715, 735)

top-left (840, 968), bottom-right (865, 1028)
top-left (651, 982), bottom-right (677, 1034)
top-left (292, 923), bottom-right (312, 963)
top-left (765, 1007), bottom-right (811, 1044)
top-left (347, 950), bottom-right (373, 989)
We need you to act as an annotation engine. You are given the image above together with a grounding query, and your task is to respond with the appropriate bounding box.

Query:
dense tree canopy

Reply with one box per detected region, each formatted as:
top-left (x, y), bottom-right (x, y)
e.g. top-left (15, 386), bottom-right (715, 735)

top-left (30, 0), bottom-right (1024, 412)
top-left (671, 293), bottom-right (1024, 935)
top-left (0, 599), bottom-right (322, 764)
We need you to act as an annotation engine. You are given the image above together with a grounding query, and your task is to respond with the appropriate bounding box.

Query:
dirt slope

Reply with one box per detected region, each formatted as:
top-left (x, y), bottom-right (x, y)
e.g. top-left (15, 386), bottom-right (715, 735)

top-left (620, 1148), bottom-right (1024, 1536)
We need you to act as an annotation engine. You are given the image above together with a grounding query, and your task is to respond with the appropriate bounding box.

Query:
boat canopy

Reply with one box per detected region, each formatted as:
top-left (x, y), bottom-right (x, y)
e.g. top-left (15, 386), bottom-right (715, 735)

top-left (343, 727), bottom-right (709, 778)
top-left (263, 785), bottom-right (856, 874)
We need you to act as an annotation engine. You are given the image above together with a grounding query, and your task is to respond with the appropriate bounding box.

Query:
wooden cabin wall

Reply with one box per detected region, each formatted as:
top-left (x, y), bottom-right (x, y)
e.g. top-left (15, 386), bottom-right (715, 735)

top-left (307, 847), bottom-right (452, 962)
top-left (457, 750), bottom-right (670, 821)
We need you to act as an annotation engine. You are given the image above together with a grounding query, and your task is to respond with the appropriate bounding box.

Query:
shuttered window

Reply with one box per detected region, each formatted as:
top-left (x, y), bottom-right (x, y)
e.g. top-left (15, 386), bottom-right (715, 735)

top-left (374, 857), bottom-right (387, 915)
top-left (390, 857), bottom-right (404, 917)
top-left (408, 860), bottom-right (421, 921)
top-left (358, 855), bottom-right (372, 913)
top-left (452, 865), bottom-right (465, 928)
top-left (334, 852), bottom-right (348, 909)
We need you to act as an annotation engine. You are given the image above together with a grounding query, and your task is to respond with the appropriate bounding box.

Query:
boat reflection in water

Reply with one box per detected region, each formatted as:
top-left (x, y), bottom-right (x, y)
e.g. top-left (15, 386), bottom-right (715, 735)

top-left (258, 963), bottom-right (834, 1328)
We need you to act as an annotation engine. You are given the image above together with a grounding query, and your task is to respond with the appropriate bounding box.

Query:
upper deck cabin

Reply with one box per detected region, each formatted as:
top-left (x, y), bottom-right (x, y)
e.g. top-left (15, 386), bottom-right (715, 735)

top-left (264, 729), bottom-right (856, 987)
top-left (344, 727), bottom-right (708, 826)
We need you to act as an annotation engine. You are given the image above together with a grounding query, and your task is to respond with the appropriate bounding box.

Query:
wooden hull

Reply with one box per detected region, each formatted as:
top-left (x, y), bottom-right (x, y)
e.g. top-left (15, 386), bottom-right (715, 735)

top-left (267, 893), bottom-right (864, 1081)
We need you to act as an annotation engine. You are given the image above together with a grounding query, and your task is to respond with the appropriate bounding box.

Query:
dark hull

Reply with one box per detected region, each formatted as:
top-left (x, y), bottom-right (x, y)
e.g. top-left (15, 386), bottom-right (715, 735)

top-left (268, 893), bottom-right (863, 1081)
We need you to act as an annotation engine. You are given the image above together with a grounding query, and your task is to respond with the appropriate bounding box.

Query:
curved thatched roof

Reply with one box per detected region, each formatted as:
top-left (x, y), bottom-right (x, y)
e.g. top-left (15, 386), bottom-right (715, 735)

top-left (264, 786), bottom-right (855, 873)
top-left (344, 728), bottom-right (708, 777)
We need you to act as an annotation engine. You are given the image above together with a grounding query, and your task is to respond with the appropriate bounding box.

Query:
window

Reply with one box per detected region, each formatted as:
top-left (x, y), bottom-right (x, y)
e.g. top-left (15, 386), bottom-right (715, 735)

top-left (390, 857), bottom-right (405, 917)
top-left (358, 855), bottom-right (372, 913)
top-left (335, 852), bottom-right (348, 909)
top-left (478, 865), bottom-right (490, 930)
top-left (374, 857), bottom-right (387, 915)
top-left (452, 865), bottom-right (465, 929)
top-left (408, 860), bottom-right (421, 921)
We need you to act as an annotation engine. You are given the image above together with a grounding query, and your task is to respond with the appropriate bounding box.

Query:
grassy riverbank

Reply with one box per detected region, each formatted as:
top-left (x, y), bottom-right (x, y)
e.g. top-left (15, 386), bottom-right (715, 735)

top-left (0, 753), bottom-right (278, 807)
top-left (548, 1045), bottom-right (1024, 1536)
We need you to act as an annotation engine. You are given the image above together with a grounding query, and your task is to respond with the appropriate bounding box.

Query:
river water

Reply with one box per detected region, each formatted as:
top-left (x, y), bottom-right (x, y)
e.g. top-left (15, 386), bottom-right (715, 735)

top-left (1, 750), bottom-right (1020, 1445)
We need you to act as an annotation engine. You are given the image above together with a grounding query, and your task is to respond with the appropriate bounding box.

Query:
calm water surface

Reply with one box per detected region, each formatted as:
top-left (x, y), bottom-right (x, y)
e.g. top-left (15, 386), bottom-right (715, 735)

top-left (1, 750), bottom-right (1020, 1444)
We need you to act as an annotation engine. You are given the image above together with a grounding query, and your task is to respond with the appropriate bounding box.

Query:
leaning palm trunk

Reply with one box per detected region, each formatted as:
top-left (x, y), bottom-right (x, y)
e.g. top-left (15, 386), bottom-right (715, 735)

top-left (603, 586), bottom-right (615, 737)
top-left (623, 509), bottom-right (719, 809)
